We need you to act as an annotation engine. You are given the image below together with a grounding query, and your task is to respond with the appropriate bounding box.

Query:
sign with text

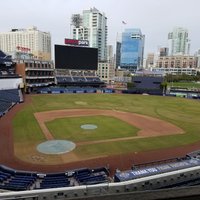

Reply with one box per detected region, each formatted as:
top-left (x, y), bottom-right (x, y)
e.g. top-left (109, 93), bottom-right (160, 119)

top-left (64, 38), bottom-right (89, 46)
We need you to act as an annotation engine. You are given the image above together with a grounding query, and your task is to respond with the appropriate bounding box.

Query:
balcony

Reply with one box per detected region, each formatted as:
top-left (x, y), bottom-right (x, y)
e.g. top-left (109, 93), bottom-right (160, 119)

top-left (25, 67), bottom-right (54, 71)
top-left (25, 76), bottom-right (55, 79)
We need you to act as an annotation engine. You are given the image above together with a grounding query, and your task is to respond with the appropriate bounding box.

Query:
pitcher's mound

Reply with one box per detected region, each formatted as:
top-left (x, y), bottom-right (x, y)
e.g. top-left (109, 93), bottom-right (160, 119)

top-left (81, 124), bottom-right (98, 130)
top-left (37, 140), bottom-right (76, 154)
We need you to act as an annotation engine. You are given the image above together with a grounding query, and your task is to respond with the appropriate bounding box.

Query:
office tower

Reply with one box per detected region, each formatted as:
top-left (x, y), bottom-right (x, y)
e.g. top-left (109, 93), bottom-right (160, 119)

top-left (168, 27), bottom-right (190, 56)
top-left (71, 7), bottom-right (107, 61)
top-left (107, 45), bottom-right (114, 64)
top-left (120, 29), bottom-right (145, 71)
top-left (0, 26), bottom-right (51, 61)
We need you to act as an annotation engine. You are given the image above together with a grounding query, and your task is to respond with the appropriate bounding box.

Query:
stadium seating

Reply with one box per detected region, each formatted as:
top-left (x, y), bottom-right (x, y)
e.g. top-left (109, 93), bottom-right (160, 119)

top-left (74, 167), bottom-right (109, 185)
top-left (73, 77), bottom-right (86, 82)
top-left (0, 166), bottom-right (38, 191)
top-left (55, 69), bottom-right (104, 87)
top-left (86, 77), bottom-right (101, 82)
top-left (40, 175), bottom-right (70, 189)
top-left (56, 76), bottom-right (73, 83)
top-left (37, 87), bottom-right (98, 94)
top-left (0, 165), bottom-right (109, 191)
top-left (0, 101), bottom-right (13, 116)
top-left (39, 173), bottom-right (70, 189)
top-left (0, 89), bottom-right (20, 103)
top-left (0, 89), bottom-right (21, 117)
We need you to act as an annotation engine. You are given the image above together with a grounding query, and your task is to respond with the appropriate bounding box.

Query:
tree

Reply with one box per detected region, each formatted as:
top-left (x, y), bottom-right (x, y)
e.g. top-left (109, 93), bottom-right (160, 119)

top-left (127, 82), bottom-right (135, 89)
top-left (160, 81), bottom-right (168, 94)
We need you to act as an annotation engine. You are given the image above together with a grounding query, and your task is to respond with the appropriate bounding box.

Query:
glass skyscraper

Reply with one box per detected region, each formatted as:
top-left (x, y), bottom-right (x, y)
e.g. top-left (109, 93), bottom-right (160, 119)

top-left (120, 29), bottom-right (145, 71)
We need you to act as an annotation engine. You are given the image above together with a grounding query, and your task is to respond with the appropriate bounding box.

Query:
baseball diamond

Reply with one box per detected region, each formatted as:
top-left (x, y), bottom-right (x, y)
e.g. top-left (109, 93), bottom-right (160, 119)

top-left (1, 93), bottom-right (200, 175)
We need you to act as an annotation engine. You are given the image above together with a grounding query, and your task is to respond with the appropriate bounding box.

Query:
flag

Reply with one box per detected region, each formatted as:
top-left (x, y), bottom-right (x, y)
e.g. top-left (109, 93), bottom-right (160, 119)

top-left (122, 21), bottom-right (127, 25)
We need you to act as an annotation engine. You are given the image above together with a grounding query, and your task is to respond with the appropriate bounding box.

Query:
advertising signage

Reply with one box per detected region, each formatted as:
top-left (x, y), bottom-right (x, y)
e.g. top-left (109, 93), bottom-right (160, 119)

top-left (64, 38), bottom-right (89, 46)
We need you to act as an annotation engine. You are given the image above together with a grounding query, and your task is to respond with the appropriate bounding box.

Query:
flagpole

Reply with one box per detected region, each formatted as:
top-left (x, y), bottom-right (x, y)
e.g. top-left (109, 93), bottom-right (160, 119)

top-left (121, 21), bottom-right (127, 41)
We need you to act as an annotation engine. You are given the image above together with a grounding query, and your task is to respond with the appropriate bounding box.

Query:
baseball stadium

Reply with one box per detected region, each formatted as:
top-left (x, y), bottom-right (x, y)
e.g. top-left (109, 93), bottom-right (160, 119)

top-left (1, 47), bottom-right (200, 199)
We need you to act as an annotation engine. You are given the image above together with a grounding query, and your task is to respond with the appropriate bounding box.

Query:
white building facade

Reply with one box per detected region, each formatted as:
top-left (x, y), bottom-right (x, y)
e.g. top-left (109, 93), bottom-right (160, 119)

top-left (71, 8), bottom-right (108, 61)
top-left (168, 27), bottom-right (190, 56)
top-left (0, 26), bottom-right (51, 61)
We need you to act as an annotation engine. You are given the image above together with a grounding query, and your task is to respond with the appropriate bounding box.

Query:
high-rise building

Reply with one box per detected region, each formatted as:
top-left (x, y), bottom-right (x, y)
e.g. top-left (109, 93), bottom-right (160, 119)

top-left (168, 27), bottom-right (190, 56)
top-left (115, 41), bottom-right (121, 69)
top-left (120, 29), bottom-right (145, 71)
top-left (0, 26), bottom-right (51, 61)
top-left (71, 7), bottom-right (107, 61)
top-left (195, 49), bottom-right (200, 68)
top-left (107, 45), bottom-right (114, 65)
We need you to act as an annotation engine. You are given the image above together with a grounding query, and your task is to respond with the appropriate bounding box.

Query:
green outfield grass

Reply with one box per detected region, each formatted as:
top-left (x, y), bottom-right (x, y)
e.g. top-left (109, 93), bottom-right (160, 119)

top-left (12, 94), bottom-right (200, 162)
top-left (168, 81), bottom-right (200, 89)
top-left (46, 116), bottom-right (139, 142)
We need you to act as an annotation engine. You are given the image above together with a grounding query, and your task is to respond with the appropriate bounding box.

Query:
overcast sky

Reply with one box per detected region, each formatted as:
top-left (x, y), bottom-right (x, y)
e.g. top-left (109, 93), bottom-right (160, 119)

top-left (1, 0), bottom-right (200, 57)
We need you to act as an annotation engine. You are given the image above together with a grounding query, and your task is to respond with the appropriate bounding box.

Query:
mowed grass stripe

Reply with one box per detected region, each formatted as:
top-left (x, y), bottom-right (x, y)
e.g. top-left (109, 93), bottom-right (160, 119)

top-left (45, 116), bottom-right (139, 142)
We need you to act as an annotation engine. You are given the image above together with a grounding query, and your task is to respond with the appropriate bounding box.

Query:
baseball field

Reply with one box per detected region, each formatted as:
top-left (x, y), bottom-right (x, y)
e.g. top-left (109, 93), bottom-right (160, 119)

top-left (1, 93), bottom-right (200, 173)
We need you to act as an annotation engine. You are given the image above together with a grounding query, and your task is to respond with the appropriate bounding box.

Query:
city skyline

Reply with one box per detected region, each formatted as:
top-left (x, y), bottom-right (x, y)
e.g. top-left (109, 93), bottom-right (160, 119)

top-left (1, 0), bottom-right (200, 57)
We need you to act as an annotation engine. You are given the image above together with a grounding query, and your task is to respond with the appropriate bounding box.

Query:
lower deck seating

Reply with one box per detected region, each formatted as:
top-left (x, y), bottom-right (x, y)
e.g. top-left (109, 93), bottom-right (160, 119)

top-left (0, 166), bottom-right (37, 191)
top-left (0, 166), bottom-right (110, 191)
top-left (40, 174), bottom-right (70, 189)
top-left (0, 89), bottom-right (21, 117)
top-left (0, 89), bottom-right (20, 103)
top-left (2, 175), bottom-right (36, 191)
top-left (74, 167), bottom-right (109, 185)
top-left (0, 101), bottom-right (13, 116)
